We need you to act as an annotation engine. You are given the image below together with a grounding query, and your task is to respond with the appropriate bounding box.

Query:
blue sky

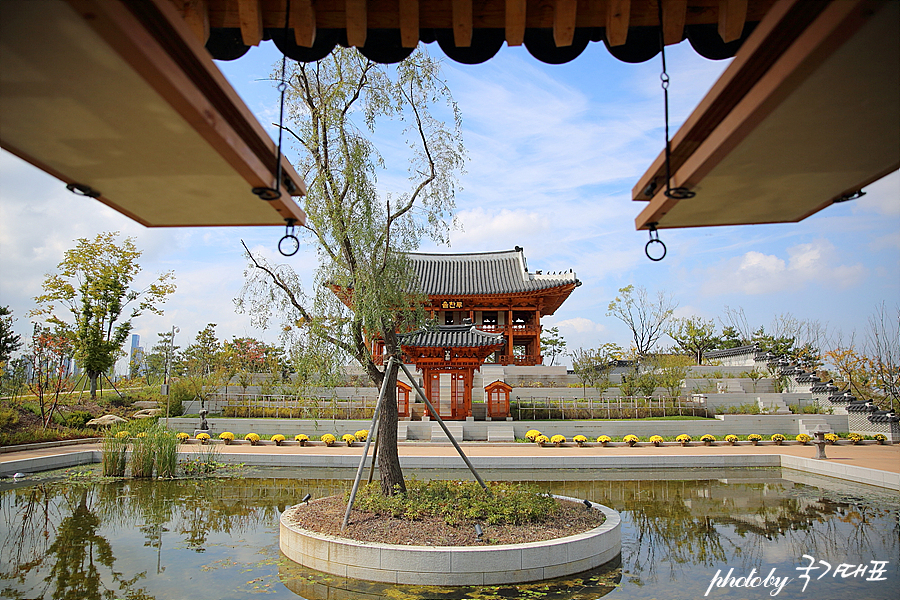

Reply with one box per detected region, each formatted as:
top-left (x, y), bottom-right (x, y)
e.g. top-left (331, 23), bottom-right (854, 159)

top-left (1, 39), bottom-right (897, 369)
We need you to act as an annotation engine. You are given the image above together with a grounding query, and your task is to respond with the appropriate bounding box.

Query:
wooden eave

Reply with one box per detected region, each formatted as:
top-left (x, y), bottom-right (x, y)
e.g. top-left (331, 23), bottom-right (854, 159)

top-left (401, 345), bottom-right (502, 366)
top-left (427, 282), bottom-right (579, 316)
top-left (180, 0), bottom-right (775, 54)
top-left (1, 0), bottom-right (306, 227)
top-left (633, 0), bottom-right (899, 229)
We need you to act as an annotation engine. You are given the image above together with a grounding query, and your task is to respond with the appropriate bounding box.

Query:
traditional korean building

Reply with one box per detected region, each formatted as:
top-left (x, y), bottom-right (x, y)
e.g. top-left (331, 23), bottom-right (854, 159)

top-left (385, 247), bottom-right (580, 420)
top-left (402, 247), bottom-right (581, 366)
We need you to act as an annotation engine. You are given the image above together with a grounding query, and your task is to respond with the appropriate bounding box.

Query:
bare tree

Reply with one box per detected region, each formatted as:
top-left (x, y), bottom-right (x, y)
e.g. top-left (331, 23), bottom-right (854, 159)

top-left (866, 302), bottom-right (899, 412)
top-left (607, 285), bottom-right (678, 358)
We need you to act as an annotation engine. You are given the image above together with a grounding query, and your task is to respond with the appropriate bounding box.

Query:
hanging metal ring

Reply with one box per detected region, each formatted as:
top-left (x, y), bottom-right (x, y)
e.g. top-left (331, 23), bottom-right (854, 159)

top-left (278, 218), bottom-right (299, 256)
top-left (66, 182), bottom-right (101, 198)
top-left (664, 187), bottom-right (696, 200)
top-left (645, 224), bottom-right (667, 262)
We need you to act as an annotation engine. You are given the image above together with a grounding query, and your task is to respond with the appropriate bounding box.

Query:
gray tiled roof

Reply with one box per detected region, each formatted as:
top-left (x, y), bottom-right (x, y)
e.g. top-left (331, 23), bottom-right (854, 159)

top-left (405, 248), bottom-right (579, 296)
top-left (399, 325), bottom-right (505, 348)
top-left (703, 344), bottom-right (759, 359)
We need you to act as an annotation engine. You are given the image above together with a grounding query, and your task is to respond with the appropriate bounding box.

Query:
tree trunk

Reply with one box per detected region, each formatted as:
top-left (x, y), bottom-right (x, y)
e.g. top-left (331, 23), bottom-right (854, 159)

top-left (376, 358), bottom-right (406, 495)
top-left (88, 371), bottom-right (99, 399)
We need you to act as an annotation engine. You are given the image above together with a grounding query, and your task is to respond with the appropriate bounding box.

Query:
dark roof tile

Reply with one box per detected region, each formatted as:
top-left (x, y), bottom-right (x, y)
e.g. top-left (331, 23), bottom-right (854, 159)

top-left (405, 249), bottom-right (578, 296)
top-left (399, 325), bottom-right (505, 349)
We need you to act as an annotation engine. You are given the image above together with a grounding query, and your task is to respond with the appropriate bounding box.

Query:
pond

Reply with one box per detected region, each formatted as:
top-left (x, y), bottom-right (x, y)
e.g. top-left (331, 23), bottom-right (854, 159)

top-left (0, 466), bottom-right (897, 600)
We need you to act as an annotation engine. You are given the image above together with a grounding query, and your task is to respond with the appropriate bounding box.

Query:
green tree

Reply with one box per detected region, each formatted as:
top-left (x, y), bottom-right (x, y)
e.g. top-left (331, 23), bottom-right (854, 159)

top-left (32, 232), bottom-right (175, 399)
top-left (540, 326), bottom-right (567, 366)
top-left (237, 48), bottom-right (464, 495)
top-left (667, 316), bottom-right (718, 364)
top-left (144, 331), bottom-right (178, 385)
top-left (571, 343), bottom-right (624, 393)
top-left (181, 323), bottom-right (222, 377)
top-left (0, 305), bottom-right (23, 366)
top-left (715, 326), bottom-right (745, 349)
top-left (649, 354), bottom-right (692, 398)
top-left (607, 285), bottom-right (677, 359)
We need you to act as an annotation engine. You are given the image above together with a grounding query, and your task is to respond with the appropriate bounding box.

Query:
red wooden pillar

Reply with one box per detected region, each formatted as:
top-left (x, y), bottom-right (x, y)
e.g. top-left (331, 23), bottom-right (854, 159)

top-left (396, 380), bottom-right (411, 418)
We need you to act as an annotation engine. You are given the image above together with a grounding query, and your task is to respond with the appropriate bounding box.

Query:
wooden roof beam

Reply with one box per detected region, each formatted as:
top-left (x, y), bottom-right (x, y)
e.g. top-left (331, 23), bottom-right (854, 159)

top-left (606, 0), bottom-right (631, 46)
top-left (554, 0), bottom-right (578, 47)
top-left (290, 0), bottom-right (317, 47)
top-left (506, 0), bottom-right (526, 46)
top-left (237, 0), bottom-right (263, 45)
top-left (180, 0), bottom-right (210, 45)
top-left (346, 0), bottom-right (367, 47)
top-left (663, 0), bottom-right (688, 45)
top-left (399, 0), bottom-right (419, 48)
top-left (719, 0), bottom-right (748, 42)
top-left (453, 0), bottom-right (473, 47)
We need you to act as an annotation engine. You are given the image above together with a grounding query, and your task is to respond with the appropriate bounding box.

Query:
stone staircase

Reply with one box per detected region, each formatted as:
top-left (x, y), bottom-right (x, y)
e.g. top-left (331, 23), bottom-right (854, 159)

top-left (487, 423), bottom-right (516, 442)
top-left (757, 395), bottom-right (792, 414)
top-left (798, 416), bottom-right (832, 435)
top-left (431, 422), bottom-right (464, 443)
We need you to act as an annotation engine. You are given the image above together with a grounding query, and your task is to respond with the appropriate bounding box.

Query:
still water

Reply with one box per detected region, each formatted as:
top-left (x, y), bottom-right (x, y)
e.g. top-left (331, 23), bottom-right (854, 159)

top-left (0, 466), bottom-right (897, 600)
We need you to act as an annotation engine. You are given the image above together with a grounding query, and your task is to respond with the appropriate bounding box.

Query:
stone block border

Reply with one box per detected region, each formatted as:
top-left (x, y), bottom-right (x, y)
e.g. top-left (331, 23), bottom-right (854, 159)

top-left (279, 495), bottom-right (621, 585)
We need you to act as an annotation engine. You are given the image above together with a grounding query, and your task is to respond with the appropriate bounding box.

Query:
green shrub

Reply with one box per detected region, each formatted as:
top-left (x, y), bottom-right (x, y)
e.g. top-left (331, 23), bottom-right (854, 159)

top-left (351, 478), bottom-right (558, 526)
top-left (64, 410), bottom-right (94, 429)
top-left (0, 407), bottom-right (19, 430)
top-left (160, 381), bottom-right (190, 417)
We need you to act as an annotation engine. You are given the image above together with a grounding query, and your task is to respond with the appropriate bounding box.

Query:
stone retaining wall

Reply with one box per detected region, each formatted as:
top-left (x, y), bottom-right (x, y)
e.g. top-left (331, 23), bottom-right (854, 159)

top-left (167, 414), bottom-right (850, 440)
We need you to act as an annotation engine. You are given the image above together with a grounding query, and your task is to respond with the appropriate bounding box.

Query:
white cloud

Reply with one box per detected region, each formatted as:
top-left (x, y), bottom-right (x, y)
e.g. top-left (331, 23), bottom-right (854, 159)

top-left (554, 317), bottom-right (607, 335)
top-left (855, 171), bottom-right (900, 217)
top-left (700, 239), bottom-right (866, 295)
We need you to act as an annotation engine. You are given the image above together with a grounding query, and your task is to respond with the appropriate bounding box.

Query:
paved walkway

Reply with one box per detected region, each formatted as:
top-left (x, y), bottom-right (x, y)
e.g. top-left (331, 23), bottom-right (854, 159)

top-left (3, 440), bottom-right (898, 474)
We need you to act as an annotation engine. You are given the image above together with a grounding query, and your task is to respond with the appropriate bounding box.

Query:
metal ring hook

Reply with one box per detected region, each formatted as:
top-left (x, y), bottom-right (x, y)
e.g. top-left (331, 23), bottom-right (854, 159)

top-left (278, 218), bottom-right (299, 256)
top-left (645, 224), bottom-right (667, 262)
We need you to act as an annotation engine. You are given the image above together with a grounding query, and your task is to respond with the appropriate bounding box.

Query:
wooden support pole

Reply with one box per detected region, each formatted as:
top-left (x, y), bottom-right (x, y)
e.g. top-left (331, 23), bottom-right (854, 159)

top-left (399, 362), bottom-right (491, 493)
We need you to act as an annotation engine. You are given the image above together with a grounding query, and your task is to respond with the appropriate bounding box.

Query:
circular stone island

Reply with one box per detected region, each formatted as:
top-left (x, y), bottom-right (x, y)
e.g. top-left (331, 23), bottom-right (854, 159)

top-left (279, 495), bottom-right (621, 586)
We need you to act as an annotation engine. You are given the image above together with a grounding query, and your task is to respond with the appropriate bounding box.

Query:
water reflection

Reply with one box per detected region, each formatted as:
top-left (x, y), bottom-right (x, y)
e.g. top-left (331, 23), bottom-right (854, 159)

top-left (0, 468), bottom-right (897, 600)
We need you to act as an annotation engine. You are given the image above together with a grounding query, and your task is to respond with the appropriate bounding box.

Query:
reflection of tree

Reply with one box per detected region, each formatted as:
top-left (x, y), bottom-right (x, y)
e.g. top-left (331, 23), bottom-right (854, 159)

top-left (42, 486), bottom-right (152, 600)
top-left (0, 484), bottom-right (55, 579)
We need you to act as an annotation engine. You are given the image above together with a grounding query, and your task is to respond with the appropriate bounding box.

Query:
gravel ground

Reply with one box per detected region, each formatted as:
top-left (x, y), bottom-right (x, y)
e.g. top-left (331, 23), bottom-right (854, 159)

top-left (282, 495), bottom-right (605, 546)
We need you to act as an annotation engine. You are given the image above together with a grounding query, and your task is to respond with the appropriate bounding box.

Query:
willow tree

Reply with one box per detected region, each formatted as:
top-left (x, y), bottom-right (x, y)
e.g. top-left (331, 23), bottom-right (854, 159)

top-left (32, 232), bottom-right (176, 399)
top-left (237, 48), bottom-right (464, 495)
